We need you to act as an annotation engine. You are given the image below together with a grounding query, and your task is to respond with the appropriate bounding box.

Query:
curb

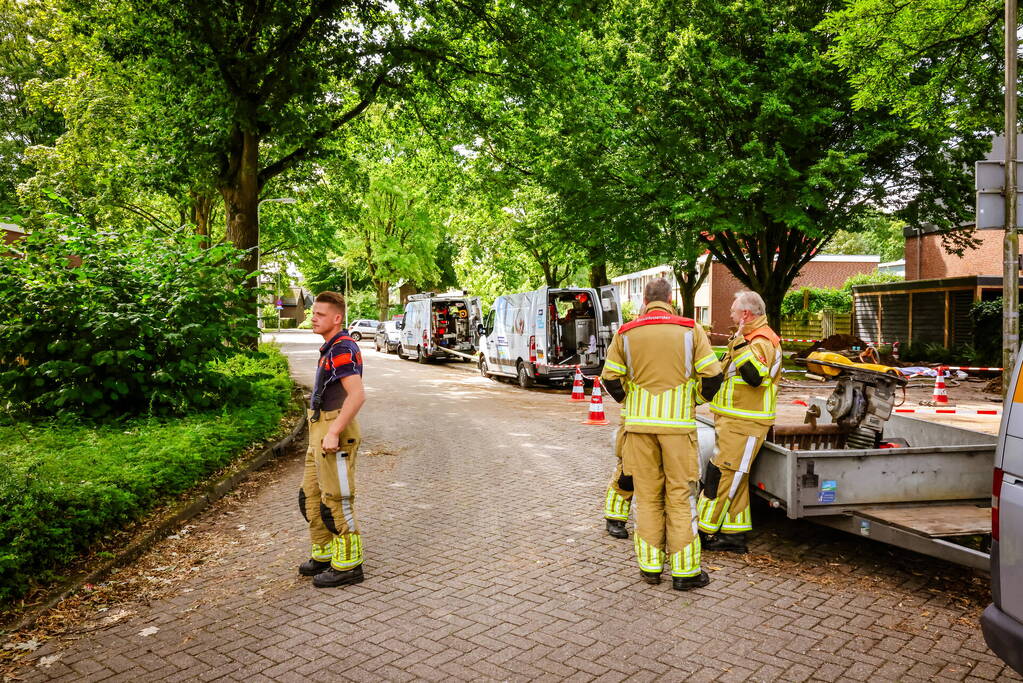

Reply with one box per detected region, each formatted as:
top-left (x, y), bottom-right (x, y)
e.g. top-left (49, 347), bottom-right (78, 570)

top-left (3, 404), bottom-right (307, 635)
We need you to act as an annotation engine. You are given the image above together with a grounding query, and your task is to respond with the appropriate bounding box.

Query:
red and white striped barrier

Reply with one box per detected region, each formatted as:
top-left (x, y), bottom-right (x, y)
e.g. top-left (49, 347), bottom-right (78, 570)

top-left (945, 366), bottom-right (1002, 373)
top-left (894, 407), bottom-right (1001, 416)
top-left (781, 338), bottom-right (820, 343)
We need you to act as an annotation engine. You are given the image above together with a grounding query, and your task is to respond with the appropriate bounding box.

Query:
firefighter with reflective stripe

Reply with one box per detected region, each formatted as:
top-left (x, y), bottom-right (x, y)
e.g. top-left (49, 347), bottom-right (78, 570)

top-left (603, 426), bottom-right (632, 538)
top-left (601, 279), bottom-right (723, 591)
top-left (298, 291), bottom-right (368, 588)
top-left (697, 290), bottom-right (782, 554)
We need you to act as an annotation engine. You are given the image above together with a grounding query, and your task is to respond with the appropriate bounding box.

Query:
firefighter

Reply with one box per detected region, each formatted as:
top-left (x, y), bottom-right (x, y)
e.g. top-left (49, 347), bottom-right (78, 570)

top-left (601, 279), bottom-right (723, 590)
top-left (298, 291), bottom-right (368, 588)
top-left (697, 290), bottom-right (782, 554)
top-left (603, 426), bottom-right (632, 539)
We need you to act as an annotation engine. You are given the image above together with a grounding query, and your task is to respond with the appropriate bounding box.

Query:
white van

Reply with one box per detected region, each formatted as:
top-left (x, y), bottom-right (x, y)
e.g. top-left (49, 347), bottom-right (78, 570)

top-left (982, 356), bottom-right (1023, 675)
top-left (478, 285), bottom-right (621, 387)
top-left (397, 292), bottom-right (483, 363)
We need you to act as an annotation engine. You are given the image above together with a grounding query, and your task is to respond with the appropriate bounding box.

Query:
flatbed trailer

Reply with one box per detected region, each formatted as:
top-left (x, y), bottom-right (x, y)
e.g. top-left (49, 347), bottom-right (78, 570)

top-left (696, 401), bottom-right (996, 569)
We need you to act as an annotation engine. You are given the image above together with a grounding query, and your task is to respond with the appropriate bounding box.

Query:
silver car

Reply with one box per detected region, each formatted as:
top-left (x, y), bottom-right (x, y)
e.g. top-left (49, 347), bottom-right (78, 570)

top-left (347, 319), bottom-right (379, 341)
top-left (981, 358), bottom-right (1023, 676)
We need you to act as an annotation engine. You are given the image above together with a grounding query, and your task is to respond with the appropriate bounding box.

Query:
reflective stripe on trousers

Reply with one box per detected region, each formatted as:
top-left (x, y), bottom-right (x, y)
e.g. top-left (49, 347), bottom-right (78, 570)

top-left (634, 535), bottom-right (665, 573)
top-left (670, 537), bottom-right (702, 578)
top-left (604, 487), bottom-right (631, 521)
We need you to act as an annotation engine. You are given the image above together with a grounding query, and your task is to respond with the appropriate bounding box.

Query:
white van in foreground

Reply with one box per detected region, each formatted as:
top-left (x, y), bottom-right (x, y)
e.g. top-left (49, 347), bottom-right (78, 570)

top-left (478, 286), bottom-right (621, 387)
top-left (397, 292), bottom-right (483, 363)
top-left (982, 357), bottom-right (1023, 675)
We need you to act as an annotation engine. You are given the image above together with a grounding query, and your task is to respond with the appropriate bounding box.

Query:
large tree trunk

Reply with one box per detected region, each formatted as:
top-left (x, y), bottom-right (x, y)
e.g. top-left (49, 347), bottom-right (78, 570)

top-left (375, 278), bottom-right (389, 321)
top-left (588, 260), bottom-right (608, 288)
top-left (221, 129), bottom-right (261, 344)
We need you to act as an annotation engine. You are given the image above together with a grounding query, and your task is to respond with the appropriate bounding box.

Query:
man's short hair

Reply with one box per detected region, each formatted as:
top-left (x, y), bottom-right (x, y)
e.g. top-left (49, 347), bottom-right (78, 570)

top-left (733, 290), bottom-right (766, 316)
top-left (315, 291), bottom-right (346, 317)
top-left (643, 278), bottom-right (673, 304)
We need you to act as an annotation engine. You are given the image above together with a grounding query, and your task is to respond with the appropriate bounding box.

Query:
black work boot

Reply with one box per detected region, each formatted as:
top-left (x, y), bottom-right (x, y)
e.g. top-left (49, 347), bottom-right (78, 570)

top-left (312, 564), bottom-right (364, 588)
top-left (606, 519), bottom-right (629, 539)
top-left (672, 570), bottom-right (711, 591)
top-left (640, 570), bottom-right (662, 585)
top-left (702, 532), bottom-right (748, 554)
top-left (298, 558), bottom-right (332, 576)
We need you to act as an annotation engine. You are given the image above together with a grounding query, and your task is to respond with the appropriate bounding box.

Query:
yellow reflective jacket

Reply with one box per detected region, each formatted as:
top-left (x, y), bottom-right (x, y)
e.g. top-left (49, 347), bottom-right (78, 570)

top-left (709, 315), bottom-right (782, 425)
top-left (601, 301), bottom-right (722, 434)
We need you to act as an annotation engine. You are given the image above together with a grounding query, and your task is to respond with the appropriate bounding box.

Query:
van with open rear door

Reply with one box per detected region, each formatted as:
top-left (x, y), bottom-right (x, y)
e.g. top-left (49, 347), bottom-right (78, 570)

top-left (397, 292), bottom-right (483, 363)
top-left (981, 357), bottom-right (1023, 676)
top-left (478, 286), bottom-right (622, 388)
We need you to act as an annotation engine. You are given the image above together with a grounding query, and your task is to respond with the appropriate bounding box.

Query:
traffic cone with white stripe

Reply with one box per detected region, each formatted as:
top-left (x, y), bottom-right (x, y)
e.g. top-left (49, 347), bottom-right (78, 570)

top-left (582, 377), bottom-right (611, 426)
top-left (932, 366), bottom-right (950, 405)
top-left (569, 366), bottom-right (586, 402)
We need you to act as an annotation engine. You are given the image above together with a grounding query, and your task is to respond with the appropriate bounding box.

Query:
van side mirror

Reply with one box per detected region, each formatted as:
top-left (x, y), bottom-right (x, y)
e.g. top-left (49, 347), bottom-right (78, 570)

top-left (395, 320), bottom-right (403, 330)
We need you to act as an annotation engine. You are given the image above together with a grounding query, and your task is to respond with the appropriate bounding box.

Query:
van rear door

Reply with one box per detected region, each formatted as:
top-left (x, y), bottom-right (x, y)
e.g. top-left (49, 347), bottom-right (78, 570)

top-left (997, 363), bottom-right (1023, 626)
top-left (597, 285), bottom-right (622, 354)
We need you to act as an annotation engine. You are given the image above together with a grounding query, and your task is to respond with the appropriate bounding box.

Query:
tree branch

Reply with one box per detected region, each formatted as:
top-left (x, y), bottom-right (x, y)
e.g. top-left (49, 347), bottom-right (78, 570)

top-left (258, 70), bottom-right (391, 185)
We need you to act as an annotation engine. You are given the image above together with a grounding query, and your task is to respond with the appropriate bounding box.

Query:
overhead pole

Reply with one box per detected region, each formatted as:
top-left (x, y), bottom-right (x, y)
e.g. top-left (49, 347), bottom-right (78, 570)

top-left (1004, 0), bottom-right (1019, 395)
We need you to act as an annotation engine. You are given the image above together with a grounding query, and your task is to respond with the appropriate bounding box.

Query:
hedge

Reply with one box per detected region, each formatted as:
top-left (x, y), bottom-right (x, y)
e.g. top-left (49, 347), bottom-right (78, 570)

top-left (0, 344), bottom-right (294, 603)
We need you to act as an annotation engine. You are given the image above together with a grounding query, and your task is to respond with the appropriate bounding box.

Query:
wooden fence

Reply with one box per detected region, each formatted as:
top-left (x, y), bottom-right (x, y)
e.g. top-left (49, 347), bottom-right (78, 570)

top-left (779, 310), bottom-right (851, 340)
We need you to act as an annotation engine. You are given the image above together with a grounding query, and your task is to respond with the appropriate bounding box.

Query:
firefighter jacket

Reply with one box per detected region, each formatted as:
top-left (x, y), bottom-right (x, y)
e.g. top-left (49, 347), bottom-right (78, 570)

top-left (601, 301), bottom-right (722, 434)
top-left (709, 315), bottom-right (782, 425)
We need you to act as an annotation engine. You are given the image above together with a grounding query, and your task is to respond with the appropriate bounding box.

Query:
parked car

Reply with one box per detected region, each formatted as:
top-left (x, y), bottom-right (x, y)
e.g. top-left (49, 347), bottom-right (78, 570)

top-left (347, 319), bottom-right (379, 341)
top-left (375, 321), bottom-right (401, 353)
top-left (981, 356), bottom-right (1023, 676)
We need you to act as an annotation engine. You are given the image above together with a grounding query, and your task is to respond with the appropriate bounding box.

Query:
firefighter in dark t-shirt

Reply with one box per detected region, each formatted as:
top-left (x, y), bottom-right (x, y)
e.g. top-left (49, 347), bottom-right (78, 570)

top-left (297, 291), bottom-right (367, 588)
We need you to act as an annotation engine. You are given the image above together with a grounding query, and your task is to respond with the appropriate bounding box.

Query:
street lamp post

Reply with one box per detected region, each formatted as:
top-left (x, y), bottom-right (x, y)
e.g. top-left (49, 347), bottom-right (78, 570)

top-left (257, 197), bottom-right (296, 330)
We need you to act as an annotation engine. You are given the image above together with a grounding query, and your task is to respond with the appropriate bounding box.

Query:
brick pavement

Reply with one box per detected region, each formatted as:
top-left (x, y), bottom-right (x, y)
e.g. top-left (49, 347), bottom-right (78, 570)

top-left (19, 330), bottom-right (1021, 682)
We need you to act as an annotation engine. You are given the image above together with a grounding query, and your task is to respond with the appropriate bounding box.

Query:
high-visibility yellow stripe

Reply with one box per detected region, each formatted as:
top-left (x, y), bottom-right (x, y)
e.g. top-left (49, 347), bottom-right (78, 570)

top-left (605, 359), bottom-right (627, 374)
top-left (695, 353), bottom-right (718, 371)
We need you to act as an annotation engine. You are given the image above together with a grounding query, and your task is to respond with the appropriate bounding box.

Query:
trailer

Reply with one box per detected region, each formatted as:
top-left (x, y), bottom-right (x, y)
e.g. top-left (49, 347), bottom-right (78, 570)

top-left (697, 400), bottom-right (996, 569)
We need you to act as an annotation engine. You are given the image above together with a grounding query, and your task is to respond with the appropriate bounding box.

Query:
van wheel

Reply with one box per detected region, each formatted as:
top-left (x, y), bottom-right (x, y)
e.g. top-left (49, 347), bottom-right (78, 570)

top-left (517, 362), bottom-right (534, 389)
top-left (480, 358), bottom-right (495, 380)
top-left (417, 346), bottom-right (429, 364)
top-left (397, 346), bottom-right (408, 360)
top-left (351, 331), bottom-right (362, 341)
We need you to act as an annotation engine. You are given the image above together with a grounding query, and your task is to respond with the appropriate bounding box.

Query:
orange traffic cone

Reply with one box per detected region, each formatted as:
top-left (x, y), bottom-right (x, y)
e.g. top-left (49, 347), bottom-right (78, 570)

top-left (932, 366), bottom-right (950, 405)
top-left (569, 366), bottom-right (586, 402)
top-left (582, 376), bottom-right (611, 426)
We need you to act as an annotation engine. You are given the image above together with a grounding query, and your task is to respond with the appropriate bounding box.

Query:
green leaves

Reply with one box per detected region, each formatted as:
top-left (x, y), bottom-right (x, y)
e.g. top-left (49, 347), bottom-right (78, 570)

top-left (0, 212), bottom-right (259, 417)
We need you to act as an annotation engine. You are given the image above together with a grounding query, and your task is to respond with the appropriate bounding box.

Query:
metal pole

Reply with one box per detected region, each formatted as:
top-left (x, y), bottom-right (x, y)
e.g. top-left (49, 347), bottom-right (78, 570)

top-left (1004, 0), bottom-right (1019, 395)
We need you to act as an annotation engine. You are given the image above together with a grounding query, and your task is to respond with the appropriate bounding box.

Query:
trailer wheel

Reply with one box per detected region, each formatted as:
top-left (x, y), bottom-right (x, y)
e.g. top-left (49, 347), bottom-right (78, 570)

top-left (417, 346), bottom-right (429, 364)
top-left (517, 361), bottom-right (534, 389)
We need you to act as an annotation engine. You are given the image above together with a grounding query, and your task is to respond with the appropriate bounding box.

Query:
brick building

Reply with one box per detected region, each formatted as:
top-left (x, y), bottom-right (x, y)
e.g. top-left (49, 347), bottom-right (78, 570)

top-left (707, 255), bottom-right (879, 335)
top-left (2, 222), bottom-right (24, 247)
top-left (903, 224), bottom-right (1009, 280)
top-left (613, 254), bottom-right (879, 336)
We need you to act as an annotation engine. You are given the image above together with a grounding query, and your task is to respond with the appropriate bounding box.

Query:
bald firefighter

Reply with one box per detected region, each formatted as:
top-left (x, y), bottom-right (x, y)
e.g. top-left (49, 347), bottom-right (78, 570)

top-left (601, 279), bottom-right (723, 590)
top-left (697, 290), bottom-right (782, 554)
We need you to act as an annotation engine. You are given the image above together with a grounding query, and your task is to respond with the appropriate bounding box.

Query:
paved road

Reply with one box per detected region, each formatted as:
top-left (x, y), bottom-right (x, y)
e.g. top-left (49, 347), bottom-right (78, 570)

top-left (23, 330), bottom-right (1021, 681)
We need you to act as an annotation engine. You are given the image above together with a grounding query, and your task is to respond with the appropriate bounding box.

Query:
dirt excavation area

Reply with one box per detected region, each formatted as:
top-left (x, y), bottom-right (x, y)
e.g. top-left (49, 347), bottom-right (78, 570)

top-left (4, 330), bottom-right (1016, 682)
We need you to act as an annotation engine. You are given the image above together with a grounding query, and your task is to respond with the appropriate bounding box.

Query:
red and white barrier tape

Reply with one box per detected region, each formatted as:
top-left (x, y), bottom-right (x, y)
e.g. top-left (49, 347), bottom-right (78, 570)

top-left (894, 407), bottom-right (1001, 416)
top-left (944, 366), bottom-right (1002, 373)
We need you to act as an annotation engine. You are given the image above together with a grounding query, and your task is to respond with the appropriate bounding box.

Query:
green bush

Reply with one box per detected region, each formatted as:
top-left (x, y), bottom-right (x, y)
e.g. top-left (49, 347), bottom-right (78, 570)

top-left (781, 287), bottom-right (852, 316)
top-left (969, 298), bottom-right (1023, 366)
top-left (0, 214), bottom-right (258, 417)
top-left (0, 344), bottom-right (292, 603)
top-left (841, 271), bottom-right (905, 292)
